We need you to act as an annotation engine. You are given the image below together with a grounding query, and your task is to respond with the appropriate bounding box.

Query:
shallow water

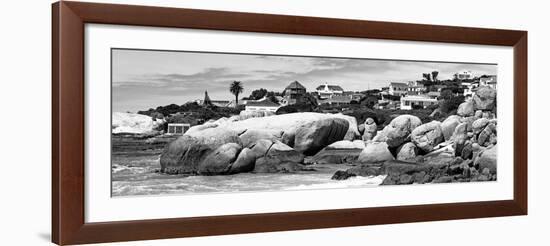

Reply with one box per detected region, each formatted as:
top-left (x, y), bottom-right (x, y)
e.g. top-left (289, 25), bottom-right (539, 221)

top-left (111, 150), bottom-right (384, 197)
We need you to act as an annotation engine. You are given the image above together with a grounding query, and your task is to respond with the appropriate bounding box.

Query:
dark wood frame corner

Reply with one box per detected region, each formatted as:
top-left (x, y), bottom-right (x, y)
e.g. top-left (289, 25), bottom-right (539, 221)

top-left (52, 1), bottom-right (527, 245)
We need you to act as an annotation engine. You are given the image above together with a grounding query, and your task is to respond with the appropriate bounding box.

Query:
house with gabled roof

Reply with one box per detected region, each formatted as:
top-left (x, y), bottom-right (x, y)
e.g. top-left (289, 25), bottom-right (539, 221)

top-left (282, 81), bottom-right (307, 105)
top-left (400, 95), bottom-right (438, 110)
top-left (316, 83), bottom-right (344, 99)
top-left (389, 82), bottom-right (408, 96)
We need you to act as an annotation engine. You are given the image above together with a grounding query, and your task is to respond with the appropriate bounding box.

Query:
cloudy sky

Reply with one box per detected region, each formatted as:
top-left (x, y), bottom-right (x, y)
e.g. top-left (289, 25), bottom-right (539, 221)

top-left (112, 49), bottom-right (497, 112)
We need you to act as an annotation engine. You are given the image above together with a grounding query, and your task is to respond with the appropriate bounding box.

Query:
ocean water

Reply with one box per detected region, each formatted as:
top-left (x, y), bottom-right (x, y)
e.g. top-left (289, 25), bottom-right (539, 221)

top-left (111, 151), bottom-right (384, 197)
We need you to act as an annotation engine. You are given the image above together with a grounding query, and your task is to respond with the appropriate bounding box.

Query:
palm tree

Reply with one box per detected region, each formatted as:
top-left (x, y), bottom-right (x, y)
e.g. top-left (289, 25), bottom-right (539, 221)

top-left (229, 81), bottom-right (243, 108)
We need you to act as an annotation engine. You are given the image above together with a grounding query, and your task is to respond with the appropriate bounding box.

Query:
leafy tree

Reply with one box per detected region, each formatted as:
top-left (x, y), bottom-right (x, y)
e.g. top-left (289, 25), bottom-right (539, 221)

top-left (245, 88), bottom-right (281, 104)
top-left (246, 88), bottom-right (268, 100)
top-left (439, 95), bottom-right (465, 114)
top-left (229, 81), bottom-right (244, 108)
top-left (440, 89), bottom-right (453, 100)
top-left (422, 73), bottom-right (432, 81)
top-left (431, 71), bottom-right (439, 82)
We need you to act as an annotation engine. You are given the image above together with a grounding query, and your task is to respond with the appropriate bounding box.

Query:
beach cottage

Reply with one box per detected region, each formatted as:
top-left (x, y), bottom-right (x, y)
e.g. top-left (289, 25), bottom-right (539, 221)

top-left (315, 83), bottom-right (344, 99)
top-left (400, 95), bottom-right (438, 110)
top-left (283, 81), bottom-right (307, 105)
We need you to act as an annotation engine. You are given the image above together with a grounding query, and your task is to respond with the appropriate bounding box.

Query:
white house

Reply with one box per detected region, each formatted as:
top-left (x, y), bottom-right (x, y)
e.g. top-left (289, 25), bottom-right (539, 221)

top-left (407, 81), bottom-right (426, 95)
top-left (245, 99), bottom-right (281, 112)
top-left (388, 82), bottom-right (408, 96)
top-left (454, 70), bottom-right (473, 80)
top-left (400, 95), bottom-right (438, 110)
top-left (316, 83), bottom-right (344, 99)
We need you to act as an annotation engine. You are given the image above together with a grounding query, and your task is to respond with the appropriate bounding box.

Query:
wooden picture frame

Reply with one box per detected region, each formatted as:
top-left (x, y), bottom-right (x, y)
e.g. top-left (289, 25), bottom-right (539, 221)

top-left (52, 1), bottom-right (527, 245)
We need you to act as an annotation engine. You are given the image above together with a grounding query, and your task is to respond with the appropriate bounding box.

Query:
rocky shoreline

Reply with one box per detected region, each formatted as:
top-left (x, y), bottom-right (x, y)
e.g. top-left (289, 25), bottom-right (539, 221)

top-left (158, 86), bottom-right (497, 186)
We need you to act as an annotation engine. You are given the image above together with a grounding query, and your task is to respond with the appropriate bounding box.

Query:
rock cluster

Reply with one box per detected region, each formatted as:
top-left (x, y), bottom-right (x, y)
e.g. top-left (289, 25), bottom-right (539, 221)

top-left (160, 112), bottom-right (356, 175)
top-left (331, 86), bottom-right (498, 184)
top-left (331, 153), bottom-right (497, 184)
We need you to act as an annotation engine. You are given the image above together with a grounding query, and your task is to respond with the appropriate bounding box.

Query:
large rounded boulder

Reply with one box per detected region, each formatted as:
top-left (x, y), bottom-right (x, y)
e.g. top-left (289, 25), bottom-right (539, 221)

top-left (474, 145), bottom-right (497, 174)
top-left (239, 129), bottom-right (283, 148)
top-left (357, 142), bottom-right (394, 163)
top-left (457, 100), bottom-right (475, 117)
top-left (477, 122), bottom-right (497, 147)
top-left (383, 115), bottom-right (422, 148)
top-left (396, 142), bottom-right (418, 161)
top-left (472, 118), bottom-right (490, 136)
top-left (332, 113), bottom-right (361, 141)
top-left (440, 115), bottom-right (461, 141)
top-left (294, 118), bottom-right (349, 155)
top-left (411, 121), bottom-right (445, 153)
top-left (194, 112), bottom-right (352, 155)
top-left (473, 86), bottom-right (497, 111)
top-left (249, 139), bottom-right (273, 158)
top-left (159, 129), bottom-right (242, 174)
top-left (228, 147), bottom-right (257, 174)
top-left (254, 141), bottom-right (305, 173)
top-left (452, 122), bottom-right (469, 143)
top-left (198, 143), bottom-right (242, 175)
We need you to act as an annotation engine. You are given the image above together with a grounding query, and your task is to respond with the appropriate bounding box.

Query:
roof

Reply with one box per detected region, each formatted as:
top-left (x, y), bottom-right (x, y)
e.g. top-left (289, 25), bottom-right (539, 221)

top-left (427, 91), bottom-right (441, 96)
top-left (285, 81), bottom-right (306, 90)
top-left (316, 84), bottom-right (344, 91)
top-left (401, 95), bottom-right (438, 102)
top-left (246, 100), bottom-right (280, 107)
top-left (390, 82), bottom-right (408, 87)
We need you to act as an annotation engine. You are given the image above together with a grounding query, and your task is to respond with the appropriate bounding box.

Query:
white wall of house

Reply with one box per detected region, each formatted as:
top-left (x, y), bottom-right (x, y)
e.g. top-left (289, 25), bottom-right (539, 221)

top-left (245, 106), bottom-right (280, 112)
top-left (400, 96), bottom-right (438, 110)
top-left (316, 84), bottom-right (344, 99)
top-left (389, 84), bottom-right (408, 96)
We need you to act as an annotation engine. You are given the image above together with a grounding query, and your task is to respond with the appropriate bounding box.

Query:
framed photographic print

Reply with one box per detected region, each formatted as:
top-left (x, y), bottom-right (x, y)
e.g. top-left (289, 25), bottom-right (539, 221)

top-left (52, 1), bottom-right (527, 245)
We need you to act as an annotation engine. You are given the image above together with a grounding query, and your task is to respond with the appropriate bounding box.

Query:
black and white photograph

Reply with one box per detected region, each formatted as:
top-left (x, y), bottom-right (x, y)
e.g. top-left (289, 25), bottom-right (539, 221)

top-left (111, 48), bottom-right (498, 197)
